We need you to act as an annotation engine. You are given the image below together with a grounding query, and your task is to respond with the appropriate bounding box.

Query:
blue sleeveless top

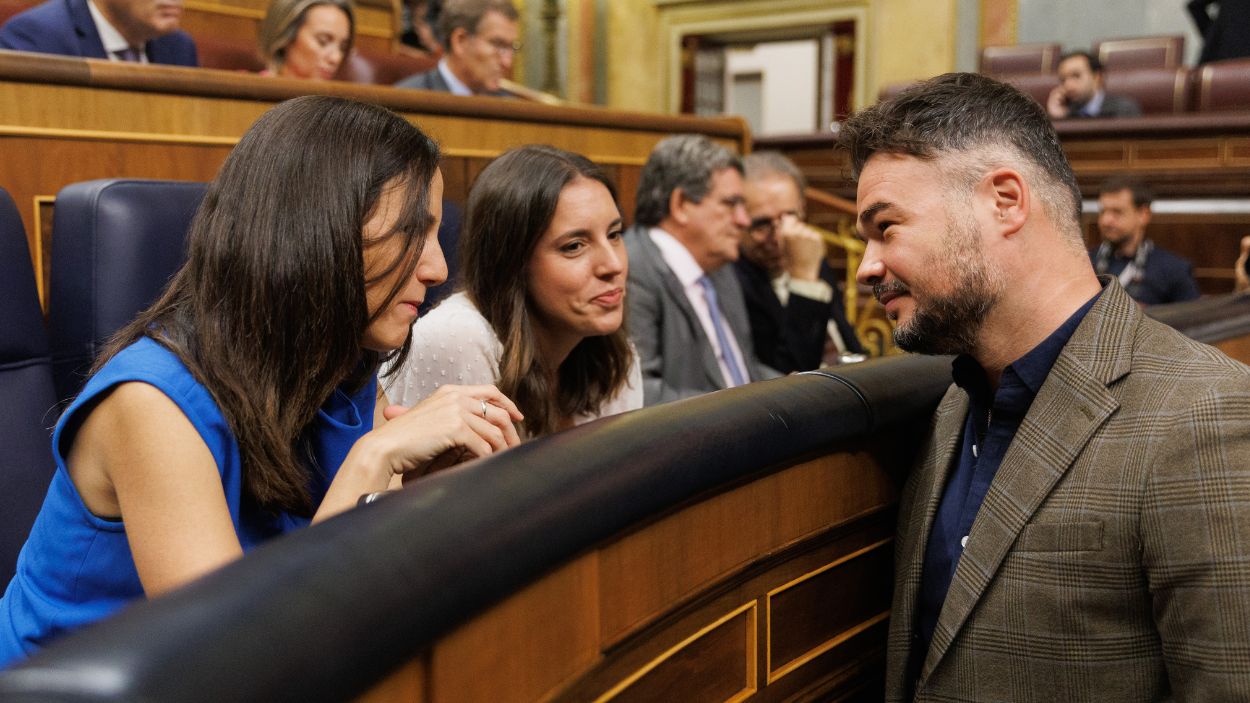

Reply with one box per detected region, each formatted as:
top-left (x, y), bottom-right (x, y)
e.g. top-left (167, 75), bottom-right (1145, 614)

top-left (0, 337), bottom-right (376, 667)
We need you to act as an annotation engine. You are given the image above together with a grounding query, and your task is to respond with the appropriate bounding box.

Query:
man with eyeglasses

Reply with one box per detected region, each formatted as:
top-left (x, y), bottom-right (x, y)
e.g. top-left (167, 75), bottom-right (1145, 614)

top-left (625, 134), bottom-right (780, 406)
top-left (395, 0), bottom-right (517, 97)
top-left (733, 151), bottom-right (865, 372)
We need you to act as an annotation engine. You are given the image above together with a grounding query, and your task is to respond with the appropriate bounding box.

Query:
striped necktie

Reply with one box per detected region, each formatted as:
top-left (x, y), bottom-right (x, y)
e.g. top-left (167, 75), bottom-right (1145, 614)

top-left (697, 275), bottom-right (748, 387)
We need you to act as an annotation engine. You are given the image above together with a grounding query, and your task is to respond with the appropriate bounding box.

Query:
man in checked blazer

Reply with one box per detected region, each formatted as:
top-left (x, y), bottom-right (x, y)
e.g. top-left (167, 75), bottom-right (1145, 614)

top-left (839, 72), bottom-right (1250, 701)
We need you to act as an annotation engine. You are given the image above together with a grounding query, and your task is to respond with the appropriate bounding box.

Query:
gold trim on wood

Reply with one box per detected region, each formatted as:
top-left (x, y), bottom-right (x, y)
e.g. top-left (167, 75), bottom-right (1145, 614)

top-left (592, 601), bottom-right (759, 703)
top-left (764, 538), bottom-right (892, 683)
top-left (32, 195), bottom-right (54, 311)
top-left (0, 125), bottom-right (240, 147)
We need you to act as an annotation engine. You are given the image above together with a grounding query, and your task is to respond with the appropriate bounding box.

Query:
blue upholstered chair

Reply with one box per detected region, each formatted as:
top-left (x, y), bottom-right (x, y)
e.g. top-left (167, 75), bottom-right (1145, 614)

top-left (0, 187), bottom-right (58, 586)
top-left (47, 179), bottom-right (208, 402)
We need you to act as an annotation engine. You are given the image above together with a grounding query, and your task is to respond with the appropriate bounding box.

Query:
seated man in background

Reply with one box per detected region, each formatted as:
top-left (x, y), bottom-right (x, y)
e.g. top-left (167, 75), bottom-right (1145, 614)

top-left (393, 0), bottom-right (516, 97)
top-left (1091, 175), bottom-right (1200, 305)
top-left (734, 151), bottom-right (865, 372)
top-left (626, 134), bottom-right (777, 406)
top-left (1046, 50), bottom-right (1140, 119)
top-left (0, 0), bottom-right (197, 66)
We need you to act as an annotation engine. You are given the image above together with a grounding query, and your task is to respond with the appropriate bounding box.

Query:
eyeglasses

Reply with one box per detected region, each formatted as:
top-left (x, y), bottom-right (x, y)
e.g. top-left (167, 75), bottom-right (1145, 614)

top-left (747, 212), bottom-right (802, 240)
top-left (477, 36), bottom-right (522, 57)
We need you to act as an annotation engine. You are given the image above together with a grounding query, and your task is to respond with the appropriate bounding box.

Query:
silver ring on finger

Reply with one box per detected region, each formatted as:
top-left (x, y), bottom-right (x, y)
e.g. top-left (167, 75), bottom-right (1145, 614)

top-left (480, 400), bottom-right (488, 419)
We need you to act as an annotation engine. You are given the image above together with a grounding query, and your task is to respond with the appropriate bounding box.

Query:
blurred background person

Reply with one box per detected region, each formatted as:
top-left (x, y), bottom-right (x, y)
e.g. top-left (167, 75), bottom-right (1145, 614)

top-left (1047, 50), bottom-right (1141, 119)
top-left (1092, 175), bottom-right (1200, 305)
top-left (394, 0), bottom-right (517, 96)
top-left (735, 151), bottom-right (864, 372)
top-left (257, 0), bottom-right (353, 80)
top-left (0, 0), bottom-right (197, 65)
top-left (1189, 0), bottom-right (1250, 64)
top-left (399, 0), bottom-right (441, 56)
top-left (386, 145), bottom-right (640, 438)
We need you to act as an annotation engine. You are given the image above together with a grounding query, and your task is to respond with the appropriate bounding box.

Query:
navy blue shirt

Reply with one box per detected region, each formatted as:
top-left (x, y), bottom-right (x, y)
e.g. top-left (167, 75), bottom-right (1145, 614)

top-left (915, 292), bottom-right (1100, 655)
top-left (1089, 246), bottom-right (1200, 306)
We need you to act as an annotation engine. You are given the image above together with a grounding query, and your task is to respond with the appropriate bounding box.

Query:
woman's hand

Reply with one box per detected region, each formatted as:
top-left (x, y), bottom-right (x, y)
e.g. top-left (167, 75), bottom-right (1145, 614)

top-left (319, 384), bottom-right (522, 521)
top-left (373, 384), bottom-right (524, 479)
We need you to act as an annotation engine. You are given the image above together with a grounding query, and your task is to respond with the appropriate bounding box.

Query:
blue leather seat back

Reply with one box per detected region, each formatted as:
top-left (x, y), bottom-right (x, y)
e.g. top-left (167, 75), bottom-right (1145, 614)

top-left (0, 187), bottom-right (58, 587)
top-left (48, 179), bottom-right (207, 401)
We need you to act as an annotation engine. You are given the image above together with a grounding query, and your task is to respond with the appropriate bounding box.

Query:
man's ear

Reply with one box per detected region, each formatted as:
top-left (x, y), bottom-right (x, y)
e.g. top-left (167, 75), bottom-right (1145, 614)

top-left (985, 168), bottom-right (1028, 238)
top-left (1137, 205), bottom-right (1152, 229)
top-left (449, 27), bottom-right (470, 55)
top-left (668, 188), bottom-right (689, 226)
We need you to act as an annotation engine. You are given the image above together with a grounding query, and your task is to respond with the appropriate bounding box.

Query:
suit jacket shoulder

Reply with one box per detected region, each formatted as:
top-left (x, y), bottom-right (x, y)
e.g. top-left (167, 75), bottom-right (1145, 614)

top-left (0, 0), bottom-right (100, 56)
top-left (395, 68), bottom-right (450, 92)
top-left (146, 31), bottom-right (197, 67)
top-left (0, 0), bottom-right (196, 65)
top-left (1099, 92), bottom-right (1143, 117)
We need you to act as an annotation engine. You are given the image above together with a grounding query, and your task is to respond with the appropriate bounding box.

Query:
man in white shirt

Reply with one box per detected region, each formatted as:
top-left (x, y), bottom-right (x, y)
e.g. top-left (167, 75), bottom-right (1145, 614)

top-left (394, 0), bottom-right (517, 97)
top-left (734, 151), bottom-right (866, 372)
top-left (625, 134), bottom-right (779, 406)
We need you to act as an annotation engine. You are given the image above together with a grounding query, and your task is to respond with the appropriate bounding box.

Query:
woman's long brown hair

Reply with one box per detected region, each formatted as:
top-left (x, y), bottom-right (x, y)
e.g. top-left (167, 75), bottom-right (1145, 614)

top-left (97, 96), bottom-right (441, 514)
top-left (461, 145), bottom-right (632, 437)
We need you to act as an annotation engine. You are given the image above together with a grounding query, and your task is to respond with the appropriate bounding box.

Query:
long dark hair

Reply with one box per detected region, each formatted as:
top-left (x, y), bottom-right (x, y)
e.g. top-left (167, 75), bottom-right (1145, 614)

top-left (461, 145), bottom-right (632, 437)
top-left (99, 95), bottom-right (441, 514)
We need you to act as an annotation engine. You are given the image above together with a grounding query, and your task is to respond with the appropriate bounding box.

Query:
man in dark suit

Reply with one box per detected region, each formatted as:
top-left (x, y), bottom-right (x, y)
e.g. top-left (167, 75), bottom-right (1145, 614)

top-left (840, 72), bottom-right (1250, 701)
top-left (734, 151), bottom-right (864, 372)
top-left (1046, 51), bottom-right (1140, 119)
top-left (625, 134), bottom-right (778, 406)
top-left (1189, 0), bottom-right (1250, 63)
top-left (1090, 175), bottom-right (1200, 306)
top-left (0, 0), bottom-right (197, 66)
top-left (394, 0), bottom-right (515, 97)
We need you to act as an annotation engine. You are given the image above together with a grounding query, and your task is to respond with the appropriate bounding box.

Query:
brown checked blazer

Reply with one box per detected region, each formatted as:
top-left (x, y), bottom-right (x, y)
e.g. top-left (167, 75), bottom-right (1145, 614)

top-left (887, 280), bottom-right (1250, 702)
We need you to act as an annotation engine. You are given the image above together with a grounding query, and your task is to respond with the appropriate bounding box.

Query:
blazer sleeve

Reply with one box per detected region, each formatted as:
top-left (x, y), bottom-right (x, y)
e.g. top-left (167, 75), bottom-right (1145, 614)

top-left (626, 266), bottom-right (681, 406)
top-left (1140, 383), bottom-right (1250, 697)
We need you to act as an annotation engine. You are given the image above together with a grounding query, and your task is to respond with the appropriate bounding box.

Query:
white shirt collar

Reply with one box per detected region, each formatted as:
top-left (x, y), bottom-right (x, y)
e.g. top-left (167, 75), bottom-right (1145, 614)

top-left (1082, 90), bottom-right (1106, 117)
top-left (437, 57), bottom-right (473, 96)
top-left (648, 227), bottom-right (707, 287)
top-left (87, 0), bottom-right (146, 62)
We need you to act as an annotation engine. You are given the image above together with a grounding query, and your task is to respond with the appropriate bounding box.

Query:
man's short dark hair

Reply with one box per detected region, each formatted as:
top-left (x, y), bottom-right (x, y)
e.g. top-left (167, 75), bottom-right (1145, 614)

top-left (836, 72), bottom-right (1083, 242)
top-left (634, 134), bottom-right (743, 228)
top-left (1099, 175), bottom-right (1153, 208)
top-left (437, 0), bottom-right (518, 48)
top-left (1059, 50), bottom-right (1101, 74)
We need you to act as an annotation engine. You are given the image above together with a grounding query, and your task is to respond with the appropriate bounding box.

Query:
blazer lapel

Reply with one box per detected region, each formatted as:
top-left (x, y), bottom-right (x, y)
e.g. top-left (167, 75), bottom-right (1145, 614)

top-left (920, 280), bottom-right (1136, 682)
top-left (69, 0), bottom-right (109, 59)
top-left (893, 387), bottom-right (965, 635)
top-left (634, 228), bottom-right (726, 389)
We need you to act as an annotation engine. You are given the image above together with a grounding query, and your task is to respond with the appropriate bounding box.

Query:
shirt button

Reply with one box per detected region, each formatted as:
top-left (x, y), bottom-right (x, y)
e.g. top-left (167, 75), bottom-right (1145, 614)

top-left (960, 535), bottom-right (969, 548)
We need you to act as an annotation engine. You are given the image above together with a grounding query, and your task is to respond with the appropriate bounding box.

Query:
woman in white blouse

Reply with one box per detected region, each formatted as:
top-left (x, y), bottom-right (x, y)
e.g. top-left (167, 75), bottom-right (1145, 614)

top-left (385, 145), bottom-right (642, 437)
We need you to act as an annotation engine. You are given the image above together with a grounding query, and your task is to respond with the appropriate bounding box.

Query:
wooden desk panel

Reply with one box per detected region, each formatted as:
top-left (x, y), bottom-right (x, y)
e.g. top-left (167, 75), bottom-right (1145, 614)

top-left (356, 447), bottom-right (899, 703)
top-left (0, 51), bottom-right (746, 304)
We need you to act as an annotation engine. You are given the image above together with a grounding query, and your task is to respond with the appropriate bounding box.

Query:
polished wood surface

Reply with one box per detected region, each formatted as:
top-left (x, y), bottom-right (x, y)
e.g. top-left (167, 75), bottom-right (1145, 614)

top-left (356, 441), bottom-right (903, 703)
top-left (0, 51), bottom-right (747, 305)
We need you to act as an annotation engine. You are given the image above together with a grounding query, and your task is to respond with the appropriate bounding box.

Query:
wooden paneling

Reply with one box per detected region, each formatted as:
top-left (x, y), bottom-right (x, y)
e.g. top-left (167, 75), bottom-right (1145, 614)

top-left (0, 51), bottom-right (747, 305)
top-left (353, 437), bottom-right (903, 703)
top-left (429, 557), bottom-right (602, 703)
top-left (597, 450), bottom-right (894, 647)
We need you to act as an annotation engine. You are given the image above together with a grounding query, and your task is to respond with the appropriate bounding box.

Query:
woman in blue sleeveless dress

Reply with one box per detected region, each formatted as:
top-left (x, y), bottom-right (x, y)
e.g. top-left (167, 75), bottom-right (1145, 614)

top-left (0, 95), bottom-right (523, 667)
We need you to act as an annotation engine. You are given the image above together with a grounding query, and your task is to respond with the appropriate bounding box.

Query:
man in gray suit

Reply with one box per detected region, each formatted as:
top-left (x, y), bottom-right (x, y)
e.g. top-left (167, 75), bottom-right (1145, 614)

top-left (840, 72), bottom-right (1250, 701)
top-left (626, 134), bottom-right (778, 406)
top-left (394, 0), bottom-right (516, 97)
